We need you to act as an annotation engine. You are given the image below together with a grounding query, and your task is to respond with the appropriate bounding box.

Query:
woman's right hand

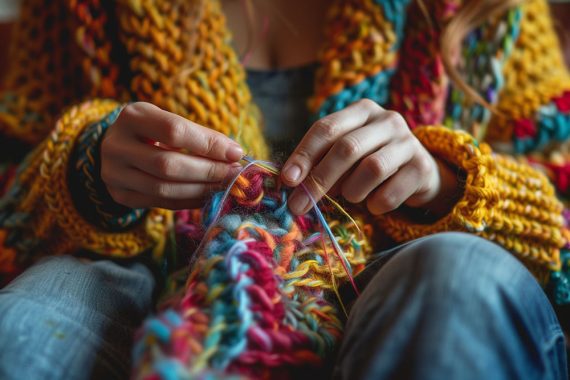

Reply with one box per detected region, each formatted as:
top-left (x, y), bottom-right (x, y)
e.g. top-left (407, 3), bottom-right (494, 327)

top-left (101, 102), bottom-right (244, 210)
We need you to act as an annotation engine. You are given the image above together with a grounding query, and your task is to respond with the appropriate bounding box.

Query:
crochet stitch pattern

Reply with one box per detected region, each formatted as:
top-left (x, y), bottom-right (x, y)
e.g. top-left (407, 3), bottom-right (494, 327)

top-left (132, 165), bottom-right (371, 379)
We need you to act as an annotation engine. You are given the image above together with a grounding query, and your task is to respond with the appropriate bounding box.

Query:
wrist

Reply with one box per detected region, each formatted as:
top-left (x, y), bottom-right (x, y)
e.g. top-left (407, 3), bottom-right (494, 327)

top-left (406, 157), bottom-right (464, 221)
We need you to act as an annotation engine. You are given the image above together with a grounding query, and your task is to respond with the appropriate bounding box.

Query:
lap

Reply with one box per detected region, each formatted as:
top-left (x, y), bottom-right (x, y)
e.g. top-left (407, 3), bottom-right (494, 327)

top-left (0, 255), bottom-right (156, 380)
top-left (336, 232), bottom-right (567, 380)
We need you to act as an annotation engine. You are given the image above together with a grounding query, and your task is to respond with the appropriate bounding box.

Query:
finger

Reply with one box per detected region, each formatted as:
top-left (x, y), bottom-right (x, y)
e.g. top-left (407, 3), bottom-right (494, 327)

top-left (108, 187), bottom-right (206, 210)
top-left (287, 121), bottom-right (397, 215)
top-left (118, 102), bottom-right (243, 162)
top-left (120, 140), bottom-right (242, 183)
top-left (281, 99), bottom-right (383, 186)
top-left (341, 139), bottom-right (416, 203)
top-left (366, 164), bottom-right (422, 215)
top-left (105, 166), bottom-right (224, 200)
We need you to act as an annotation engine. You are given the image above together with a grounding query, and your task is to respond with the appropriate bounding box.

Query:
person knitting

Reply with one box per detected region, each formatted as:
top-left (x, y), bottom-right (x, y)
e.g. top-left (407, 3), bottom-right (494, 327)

top-left (1, 0), bottom-right (569, 379)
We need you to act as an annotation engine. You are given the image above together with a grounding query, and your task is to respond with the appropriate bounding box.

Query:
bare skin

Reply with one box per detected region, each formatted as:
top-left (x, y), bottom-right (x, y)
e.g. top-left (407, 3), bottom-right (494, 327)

top-left (221, 0), bottom-right (329, 69)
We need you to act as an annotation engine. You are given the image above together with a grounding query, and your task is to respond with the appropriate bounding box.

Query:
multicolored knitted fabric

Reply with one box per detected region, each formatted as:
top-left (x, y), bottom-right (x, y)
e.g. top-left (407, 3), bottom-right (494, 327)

top-left (132, 165), bottom-right (370, 379)
top-left (2, 0), bottom-right (570, 375)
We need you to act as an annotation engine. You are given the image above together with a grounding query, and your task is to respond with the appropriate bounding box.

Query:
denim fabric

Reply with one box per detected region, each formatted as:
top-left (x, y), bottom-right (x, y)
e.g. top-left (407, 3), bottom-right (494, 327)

top-left (0, 233), bottom-right (566, 379)
top-left (0, 256), bottom-right (155, 379)
top-left (334, 232), bottom-right (568, 380)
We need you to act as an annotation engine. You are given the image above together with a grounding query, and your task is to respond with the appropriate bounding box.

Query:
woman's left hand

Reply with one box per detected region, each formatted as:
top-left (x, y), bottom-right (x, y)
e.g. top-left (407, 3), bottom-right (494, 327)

top-left (281, 99), bottom-right (460, 217)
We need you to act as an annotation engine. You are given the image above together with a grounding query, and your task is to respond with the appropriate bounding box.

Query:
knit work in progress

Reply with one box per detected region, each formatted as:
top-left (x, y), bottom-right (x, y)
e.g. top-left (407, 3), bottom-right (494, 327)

top-left (2, 1), bottom-right (570, 366)
top-left (132, 164), bottom-right (370, 379)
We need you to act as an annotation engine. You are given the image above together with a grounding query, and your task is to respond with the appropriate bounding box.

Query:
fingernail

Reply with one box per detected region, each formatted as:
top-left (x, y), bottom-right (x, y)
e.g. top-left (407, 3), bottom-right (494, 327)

top-left (226, 145), bottom-right (244, 162)
top-left (288, 191), bottom-right (309, 215)
top-left (283, 164), bottom-right (301, 183)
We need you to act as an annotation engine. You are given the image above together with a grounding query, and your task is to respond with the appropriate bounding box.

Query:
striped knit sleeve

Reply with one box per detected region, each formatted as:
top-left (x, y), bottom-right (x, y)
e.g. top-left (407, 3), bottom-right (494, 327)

top-left (375, 126), bottom-right (570, 304)
top-left (0, 100), bottom-right (171, 278)
top-left (69, 105), bottom-right (148, 231)
top-left (380, 126), bottom-right (566, 263)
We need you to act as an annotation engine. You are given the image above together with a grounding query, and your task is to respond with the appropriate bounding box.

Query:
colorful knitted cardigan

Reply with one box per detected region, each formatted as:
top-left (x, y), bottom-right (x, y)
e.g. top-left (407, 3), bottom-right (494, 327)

top-left (2, 0), bottom-right (570, 377)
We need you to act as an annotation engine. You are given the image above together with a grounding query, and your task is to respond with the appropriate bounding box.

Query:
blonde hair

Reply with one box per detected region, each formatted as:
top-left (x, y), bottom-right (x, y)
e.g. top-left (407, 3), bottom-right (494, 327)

top-left (440, 0), bottom-right (526, 109)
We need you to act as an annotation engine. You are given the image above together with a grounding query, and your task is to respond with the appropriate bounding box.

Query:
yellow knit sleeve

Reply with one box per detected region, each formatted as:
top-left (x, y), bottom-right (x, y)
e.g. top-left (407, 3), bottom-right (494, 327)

top-left (0, 99), bottom-right (171, 273)
top-left (377, 125), bottom-right (566, 280)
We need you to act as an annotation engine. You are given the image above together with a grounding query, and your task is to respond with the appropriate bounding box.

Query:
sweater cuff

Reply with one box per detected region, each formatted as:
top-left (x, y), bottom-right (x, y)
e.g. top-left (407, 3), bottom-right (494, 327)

top-left (377, 125), bottom-right (566, 277)
top-left (69, 105), bottom-right (147, 231)
top-left (0, 100), bottom-right (171, 263)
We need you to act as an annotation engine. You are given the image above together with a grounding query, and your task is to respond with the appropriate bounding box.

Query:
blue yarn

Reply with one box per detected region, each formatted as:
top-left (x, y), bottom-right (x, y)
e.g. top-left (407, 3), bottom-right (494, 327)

top-left (373, 0), bottom-right (412, 48)
top-left (147, 318), bottom-right (172, 342)
top-left (548, 249), bottom-right (570, 305)
top-left (164, 309), bottom-right (183, 326)
top-left (203, 239), bottom-right (256, 369)
top-left (311, 1), bottom-right (412, 120)
top-left (513, 105), bottom-right (570, 154)
top-left (154, 359), bottom-right (184, 380)
top-left (315, 69), bottom-right (394, 119)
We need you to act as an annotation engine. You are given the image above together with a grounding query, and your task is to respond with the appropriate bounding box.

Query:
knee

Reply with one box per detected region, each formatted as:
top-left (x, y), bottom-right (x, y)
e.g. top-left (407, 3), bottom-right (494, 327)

top-left (379, 232), bottom-right (539, 302)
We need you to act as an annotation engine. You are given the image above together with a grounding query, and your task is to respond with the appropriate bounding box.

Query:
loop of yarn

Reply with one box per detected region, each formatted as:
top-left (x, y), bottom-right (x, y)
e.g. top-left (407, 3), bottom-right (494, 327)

top-left (132, 165), bottom-right (371, 379)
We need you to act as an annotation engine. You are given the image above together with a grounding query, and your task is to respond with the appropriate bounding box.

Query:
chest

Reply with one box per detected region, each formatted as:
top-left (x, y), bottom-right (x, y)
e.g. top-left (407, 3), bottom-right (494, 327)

top-left (221, 0), bottom-right (329, 69)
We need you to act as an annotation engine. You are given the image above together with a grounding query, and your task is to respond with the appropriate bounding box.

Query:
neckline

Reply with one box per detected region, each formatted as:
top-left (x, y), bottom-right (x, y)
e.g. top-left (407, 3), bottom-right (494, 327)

top-left (244, 62), bottom-right (319, 75)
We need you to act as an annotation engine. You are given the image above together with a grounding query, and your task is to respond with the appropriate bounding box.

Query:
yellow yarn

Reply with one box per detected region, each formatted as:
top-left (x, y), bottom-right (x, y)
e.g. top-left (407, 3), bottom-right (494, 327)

top-left (116, 0), bottom-right (269, 160)
top-left (488, 0), bottom-right (570, 143)
top-left (11, 100), bottom-right (171, 259)
top-left (378, 125), bottom-right (565, 280)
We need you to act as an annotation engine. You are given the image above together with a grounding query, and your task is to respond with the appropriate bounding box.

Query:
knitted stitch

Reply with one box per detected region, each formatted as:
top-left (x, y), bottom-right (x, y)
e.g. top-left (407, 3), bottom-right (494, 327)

top-left (0, 100), bottom-right (171, 277)
top-left (132, 165), bottom-right (371, 379)
top-left (380, 125), bottom-right (566, 282)
top-left (70, 106), bottom-right (147, 231)
top-left (116, 0), bottom-right (268, 159)
top-left (1, 0), bottom-right (570, 325)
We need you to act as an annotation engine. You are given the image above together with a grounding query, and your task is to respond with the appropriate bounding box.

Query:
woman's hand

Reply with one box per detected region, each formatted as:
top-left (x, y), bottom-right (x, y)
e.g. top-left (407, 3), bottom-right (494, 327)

top-left (101, 102), bottom-right (244, 210)
top-left (281, 99), bottom-right (460, 217)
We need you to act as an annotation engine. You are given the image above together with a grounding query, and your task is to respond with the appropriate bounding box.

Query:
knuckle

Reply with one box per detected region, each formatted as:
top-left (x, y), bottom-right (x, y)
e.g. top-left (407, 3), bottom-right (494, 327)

top-left (119, 102), bottom-right (144, 122)
top-left (415, 155), bottom-right (434, 175)
top-left (291, 147), bottom-right (313, 169)
top-left (314, 118), bottom-right (340, 140)
top-left (358, 98), bottom-right (379, 110)
top-left (164, 119), bottom-right (187, 144)
top-left (118, 103), bottom-right (136, 120)
top-left (206, 163), bottom-right (224, 181)
top-left (364, 155), bottom-right (386, 178)
top-left (341, 187), bottom-right (362, 204)
top-left (336, 135), bottom-right (361, 157)
top-left (372, 192), bottom-right (401, 213)
top-left (152, 182), bottom-right (171, 198)
top-left (154, 155), bottom-right (177, 178)
top-left (203, 134), bottom-right (218, 157)
top-left (385, 111), bottom-right (407, 130)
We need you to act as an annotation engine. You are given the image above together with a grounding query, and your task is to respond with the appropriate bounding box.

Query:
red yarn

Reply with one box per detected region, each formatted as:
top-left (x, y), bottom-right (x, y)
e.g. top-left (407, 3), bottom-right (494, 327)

top-left (553, 91), bottom-right (570, 113)
top-left (513, 118), bottom-right (537, 139)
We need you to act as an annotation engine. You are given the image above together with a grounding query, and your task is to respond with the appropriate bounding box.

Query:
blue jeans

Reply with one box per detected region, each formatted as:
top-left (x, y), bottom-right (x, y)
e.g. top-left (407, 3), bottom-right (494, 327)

top-left (0, 232), bottom-right (566, 379)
